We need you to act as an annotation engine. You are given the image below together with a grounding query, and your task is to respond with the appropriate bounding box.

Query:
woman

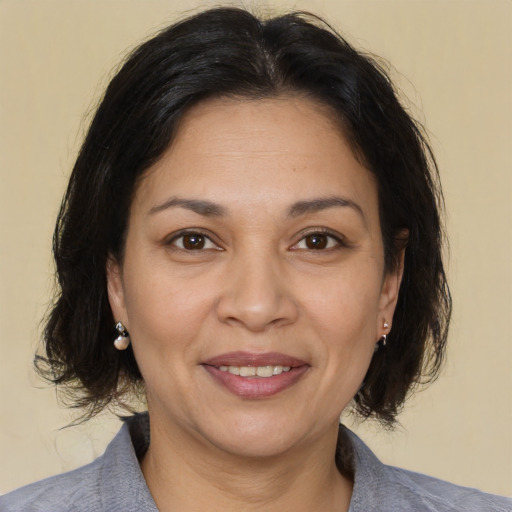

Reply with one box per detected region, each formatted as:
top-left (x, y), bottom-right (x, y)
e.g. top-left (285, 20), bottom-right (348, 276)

top-left (1, 7), bottom-right (509, 511)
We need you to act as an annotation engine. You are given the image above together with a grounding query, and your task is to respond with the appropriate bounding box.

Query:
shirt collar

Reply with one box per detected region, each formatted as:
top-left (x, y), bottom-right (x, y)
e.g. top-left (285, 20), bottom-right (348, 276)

top-left (99, 414), bottom-right (157, 511)
top-left (106, 413), bottom-right (391, 511)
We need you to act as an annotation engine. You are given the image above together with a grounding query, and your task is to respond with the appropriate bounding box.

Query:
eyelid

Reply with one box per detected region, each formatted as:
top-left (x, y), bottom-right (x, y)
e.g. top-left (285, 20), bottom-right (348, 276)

top-left (290, 228), bottom-right (348, 250)
top-left (164, 227), bottom-right (348, 251)
top-left (166, 229), bottom-right (222, 250)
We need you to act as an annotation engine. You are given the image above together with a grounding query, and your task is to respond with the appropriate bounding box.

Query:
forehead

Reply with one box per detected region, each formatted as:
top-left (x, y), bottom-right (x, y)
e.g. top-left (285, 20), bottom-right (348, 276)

top-left (170, 95), bottom-right (346, 161)
top-left (133, 95), bottom-right (378, 220)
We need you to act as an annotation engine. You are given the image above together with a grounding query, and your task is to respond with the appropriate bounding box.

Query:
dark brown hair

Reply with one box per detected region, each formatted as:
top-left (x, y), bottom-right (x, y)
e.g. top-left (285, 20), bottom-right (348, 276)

top-left (37, 7), bottom-right (451, 425)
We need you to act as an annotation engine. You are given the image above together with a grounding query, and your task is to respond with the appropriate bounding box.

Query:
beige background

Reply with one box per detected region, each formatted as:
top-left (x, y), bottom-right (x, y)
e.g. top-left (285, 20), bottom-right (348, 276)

top-left (1, 0), bottom-right (511, 497)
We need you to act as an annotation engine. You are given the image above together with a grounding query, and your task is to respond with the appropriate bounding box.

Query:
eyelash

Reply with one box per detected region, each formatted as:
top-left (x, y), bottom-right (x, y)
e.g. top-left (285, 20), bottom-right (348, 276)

top-left (167, 230), bottom-right (220, 251)
top-left (167, 228), bottom-right (347, 252)
top-left (291, 228), bottom-right (347, 251)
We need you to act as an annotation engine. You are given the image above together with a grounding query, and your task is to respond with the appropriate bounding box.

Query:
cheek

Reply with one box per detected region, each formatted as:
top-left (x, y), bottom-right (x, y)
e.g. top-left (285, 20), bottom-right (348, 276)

top-left (298, 265), bottom-right (382, 393)
top-left (122, 275), bottom-right (213, 400)
top-left (301, 265), bottom-right (383, 339)
top-left (121, 252), bottom-right (215, 354)
top-left (127, 287), bottom-right (210, 344)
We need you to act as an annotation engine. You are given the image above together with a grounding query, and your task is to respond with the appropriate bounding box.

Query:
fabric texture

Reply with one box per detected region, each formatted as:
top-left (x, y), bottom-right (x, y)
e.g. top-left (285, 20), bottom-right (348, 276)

top-left (1, 413), bottom-right (510, 511)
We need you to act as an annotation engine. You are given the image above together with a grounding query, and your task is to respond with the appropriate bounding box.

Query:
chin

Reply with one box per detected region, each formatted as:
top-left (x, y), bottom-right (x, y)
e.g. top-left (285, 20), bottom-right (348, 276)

top-left (196, 411), bottom-right (329, 460)
top-left (211, 430), bottom-right (301, 459)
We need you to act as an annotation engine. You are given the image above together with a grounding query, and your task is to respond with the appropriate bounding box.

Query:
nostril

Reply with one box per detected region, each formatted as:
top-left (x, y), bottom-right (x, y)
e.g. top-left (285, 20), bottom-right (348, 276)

top-left (216, 289), bottom-right (298, 331)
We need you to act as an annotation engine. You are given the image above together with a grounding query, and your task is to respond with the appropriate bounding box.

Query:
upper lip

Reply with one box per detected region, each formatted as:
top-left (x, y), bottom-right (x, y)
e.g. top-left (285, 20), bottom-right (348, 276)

top-left (203, 351), bottom-right (308, 368)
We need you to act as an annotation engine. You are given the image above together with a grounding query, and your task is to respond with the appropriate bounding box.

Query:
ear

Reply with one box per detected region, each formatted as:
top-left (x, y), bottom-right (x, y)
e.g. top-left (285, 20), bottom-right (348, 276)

top-left (106, 255), bottom-right (128, 327)
top-left (378, 231), bottom-right (408, 330)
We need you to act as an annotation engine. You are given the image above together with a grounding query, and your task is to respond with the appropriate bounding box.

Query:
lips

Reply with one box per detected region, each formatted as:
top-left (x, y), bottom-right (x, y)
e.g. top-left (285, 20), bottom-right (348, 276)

top-left (217, 365), bottom-right (291, 377)
top-left (204, 351), bottom-right (307, 368)
top-left (202, 351), bottom-right (310, 399)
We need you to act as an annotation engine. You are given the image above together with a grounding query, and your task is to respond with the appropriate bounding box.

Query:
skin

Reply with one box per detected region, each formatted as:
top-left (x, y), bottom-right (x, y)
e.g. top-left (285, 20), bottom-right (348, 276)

top-left (107, 96), bottom-right (404, 511)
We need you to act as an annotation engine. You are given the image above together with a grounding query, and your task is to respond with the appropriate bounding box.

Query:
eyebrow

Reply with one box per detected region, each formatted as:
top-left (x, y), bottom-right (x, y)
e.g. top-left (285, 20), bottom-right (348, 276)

top-left (148, 197), bottom-right (227, 217)
top-left (148, 195), bottom-right (365, 221)
top-left (287, 196), bottom-right (365, 221)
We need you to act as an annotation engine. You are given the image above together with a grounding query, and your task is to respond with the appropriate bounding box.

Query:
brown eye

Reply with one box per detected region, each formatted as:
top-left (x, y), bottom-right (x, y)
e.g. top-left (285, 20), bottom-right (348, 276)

top-left (304, 234), bottom-right (329, 250)
top-left (182, 234), bottom-right (205, 250)
top-left (293, 232), bottom-right (342, 251)
top-left (171, 232), bottom-right (217, 250)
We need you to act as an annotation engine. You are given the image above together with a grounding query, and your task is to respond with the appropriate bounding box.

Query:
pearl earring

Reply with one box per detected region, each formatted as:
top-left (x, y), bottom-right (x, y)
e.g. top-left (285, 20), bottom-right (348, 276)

top-left (375, 321), bottom-right (389, 351)
top-left (114, 321), bottom-right (130, 350)
top-left (380, 321), bottom-right (389, 346)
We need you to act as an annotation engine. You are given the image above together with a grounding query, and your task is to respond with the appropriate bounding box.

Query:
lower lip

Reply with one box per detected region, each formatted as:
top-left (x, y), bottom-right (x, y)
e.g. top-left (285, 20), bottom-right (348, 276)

top-left (203, 365), bottom-right (309, 399)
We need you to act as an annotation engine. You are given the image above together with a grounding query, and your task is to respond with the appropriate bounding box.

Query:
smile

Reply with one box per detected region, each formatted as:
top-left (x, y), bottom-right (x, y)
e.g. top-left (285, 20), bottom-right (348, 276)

top-left (202, 352), bottom-right (309, 398)
top-left (217, 365), bottom-right (291, 377)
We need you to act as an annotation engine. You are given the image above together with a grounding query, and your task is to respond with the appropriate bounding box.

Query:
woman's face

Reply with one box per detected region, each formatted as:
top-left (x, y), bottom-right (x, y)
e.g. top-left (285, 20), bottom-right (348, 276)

top-left (107, 96), bottom-right (403, 457)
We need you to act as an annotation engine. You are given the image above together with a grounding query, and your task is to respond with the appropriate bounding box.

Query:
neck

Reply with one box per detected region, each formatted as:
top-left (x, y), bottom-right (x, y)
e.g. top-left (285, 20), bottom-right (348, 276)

top-left (140, 415), bottom-right (353, 512)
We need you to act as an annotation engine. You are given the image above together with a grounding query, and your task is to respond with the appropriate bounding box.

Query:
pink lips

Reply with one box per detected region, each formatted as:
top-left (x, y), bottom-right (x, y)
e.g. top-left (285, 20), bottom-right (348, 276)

top-left (202, 351), bottom-right (310, 399)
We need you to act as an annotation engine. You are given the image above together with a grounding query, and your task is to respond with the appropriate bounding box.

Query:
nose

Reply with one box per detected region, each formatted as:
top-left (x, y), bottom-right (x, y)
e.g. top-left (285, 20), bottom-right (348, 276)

top-left (216, 250), bottom-right (299, 332)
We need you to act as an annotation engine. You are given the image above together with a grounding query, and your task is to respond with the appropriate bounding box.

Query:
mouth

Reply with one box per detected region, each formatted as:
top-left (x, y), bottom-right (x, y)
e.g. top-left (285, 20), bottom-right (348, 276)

top-left (202, 351), bottom-right (310, 399)
top-left (216, 364), bottom-right (291, 378)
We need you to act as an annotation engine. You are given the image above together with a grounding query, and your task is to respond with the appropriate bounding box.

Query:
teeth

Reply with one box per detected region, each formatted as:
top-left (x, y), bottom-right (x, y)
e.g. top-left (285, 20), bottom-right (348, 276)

top-left (228, 366), bottom-right (240, 375)
top-left (239, 366), bottom-right (257, 377)
top-left (217, 365), bottom-right (292, 378)
top-left (256, 366), bottom-right (273, 377)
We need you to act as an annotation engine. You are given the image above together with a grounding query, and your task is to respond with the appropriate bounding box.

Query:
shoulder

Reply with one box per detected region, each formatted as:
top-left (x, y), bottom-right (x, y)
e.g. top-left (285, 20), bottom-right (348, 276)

top-left (342, 427), bottom-right (512, 512)
top-left (0, 458), bottom-right (104, 512)
top-left (0, 416), bottom-right (156, 512)
top-left (385, 465), bottom-right (511, 512)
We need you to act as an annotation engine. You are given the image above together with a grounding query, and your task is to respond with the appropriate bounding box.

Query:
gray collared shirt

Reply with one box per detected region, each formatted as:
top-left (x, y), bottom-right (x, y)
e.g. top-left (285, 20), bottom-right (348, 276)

top-left (1, 414), bottom-right (510, 511)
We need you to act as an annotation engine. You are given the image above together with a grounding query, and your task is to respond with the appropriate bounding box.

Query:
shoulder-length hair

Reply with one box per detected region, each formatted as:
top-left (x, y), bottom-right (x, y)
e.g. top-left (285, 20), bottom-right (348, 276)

top-left (38, 7), bottom-right (451, 425)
